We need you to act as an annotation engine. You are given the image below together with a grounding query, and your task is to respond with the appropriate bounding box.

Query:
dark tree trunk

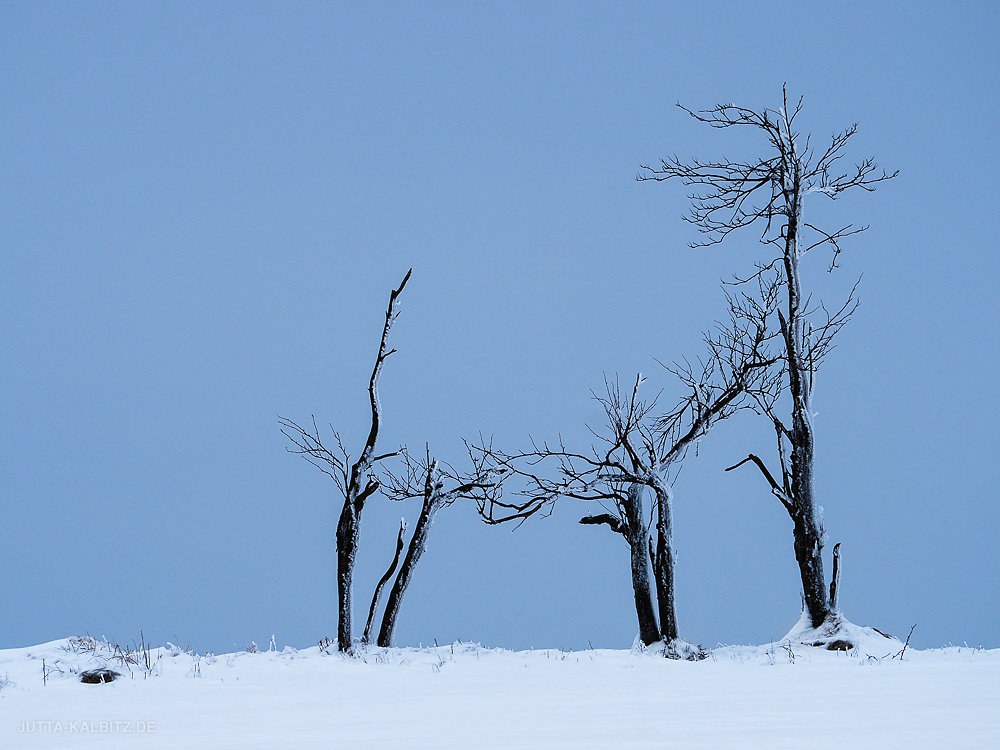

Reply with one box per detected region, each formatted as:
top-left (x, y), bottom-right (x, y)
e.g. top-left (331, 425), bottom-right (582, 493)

top-left (336, 500), bottom-right (360, 651)
top-left (788, 432), bottom-right (828, 627)
top-left (791, 512), bottom-right (827, 626)
top-left (622, 483), bottom-right (660, 646)
top-left (784, 201), bottom-right (830, 629)
top-left (377, 493), bottom-right (443, 648)
top-left (652, 485), bottom-right (678, 642)
top-left (363, 518), bottom-right (406, 644)
top-left (829, 542), bottom-right (843, 611)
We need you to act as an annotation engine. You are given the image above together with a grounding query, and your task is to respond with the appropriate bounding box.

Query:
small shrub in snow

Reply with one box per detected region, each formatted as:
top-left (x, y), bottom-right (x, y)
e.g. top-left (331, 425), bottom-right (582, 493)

top-left (65, 635), bottom-right (98, 654)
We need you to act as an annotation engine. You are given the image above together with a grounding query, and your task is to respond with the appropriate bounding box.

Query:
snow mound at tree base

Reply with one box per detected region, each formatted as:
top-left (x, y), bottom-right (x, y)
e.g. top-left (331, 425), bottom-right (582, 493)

top-left (662, 638), bottom-right (707, 660)
top-left (782, 610), bottom-right (902, 653)
top-left (630, 636), bottom-right (707, 660)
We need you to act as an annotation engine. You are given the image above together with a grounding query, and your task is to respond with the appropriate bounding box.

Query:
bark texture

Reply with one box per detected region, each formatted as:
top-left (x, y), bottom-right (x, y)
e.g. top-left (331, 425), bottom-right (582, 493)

top-left (783, 196), bottom-right (829, 628)
top-left (336, 502), bottom-right (360, 650)
top-left (652, 484), bottom-right (677, 642)
top-left (621, 483), bottom-right (660, 646)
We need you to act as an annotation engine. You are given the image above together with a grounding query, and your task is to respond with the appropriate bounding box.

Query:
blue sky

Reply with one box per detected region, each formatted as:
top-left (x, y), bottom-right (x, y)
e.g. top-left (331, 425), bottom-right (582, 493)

top-left (2, 1), bottom-right (998, 652)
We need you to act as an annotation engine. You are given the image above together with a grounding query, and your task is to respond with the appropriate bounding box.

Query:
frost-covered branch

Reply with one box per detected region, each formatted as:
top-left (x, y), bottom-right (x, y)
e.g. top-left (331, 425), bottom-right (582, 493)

top-left (656, 272), bottom-right (783, 469)
top-left (279, 415), bottom-right (351, 494)
top-left (638, 84), bottom-right (896, 263)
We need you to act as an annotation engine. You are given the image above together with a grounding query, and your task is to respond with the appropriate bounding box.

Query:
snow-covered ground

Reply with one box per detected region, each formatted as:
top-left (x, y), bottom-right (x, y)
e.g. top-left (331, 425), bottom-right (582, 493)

top-left (1, 628), bottom-right (997, 749)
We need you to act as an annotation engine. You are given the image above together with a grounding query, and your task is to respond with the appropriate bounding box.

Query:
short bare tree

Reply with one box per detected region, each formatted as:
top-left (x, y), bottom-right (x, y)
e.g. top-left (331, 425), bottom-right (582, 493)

top-left (368, 444), bottom-right (507, 647)
top-left (279, 269), bottom-right (411, 651)
top-left (481, 282), bottom-right (779, 652)
top-left (493, 383), bottom-right (662, 646)
top-left (639, 87), bottom-right (895, 629)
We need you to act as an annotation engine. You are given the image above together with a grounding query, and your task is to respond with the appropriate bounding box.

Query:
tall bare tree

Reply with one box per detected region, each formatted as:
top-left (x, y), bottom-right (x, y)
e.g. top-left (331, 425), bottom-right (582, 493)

top-left (639, 87), bottom-right (895, 628)
top-left (371, 444), bottom-right (506, 647)
top-left (482, 282), bottom-right (779, 650)
top-left (280, 269), bottom-right (411, 651)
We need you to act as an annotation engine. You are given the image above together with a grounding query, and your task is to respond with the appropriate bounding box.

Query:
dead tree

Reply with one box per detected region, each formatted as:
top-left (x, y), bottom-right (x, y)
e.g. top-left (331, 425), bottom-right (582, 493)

top-left (482, 282), bottom-right (779, 648)
top-left (498, 389), bottom-right (662, 646)
top-left (373, 444), bottom-right (506, 647)
top-left (279, 269), bottom-right (411, 651)
top-left (640, 87), bottom-right (895, 628)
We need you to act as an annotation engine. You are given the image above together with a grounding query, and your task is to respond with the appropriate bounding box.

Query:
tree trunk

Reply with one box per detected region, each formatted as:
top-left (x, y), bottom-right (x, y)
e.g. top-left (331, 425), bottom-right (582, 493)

top-left (784, 193), bottom-right (830, 628)
top-left (652, 483), bottom-right (678, 642)
top-left (622, 482), bottom-right (660, 646)
top-left (336, 499), bottom-right (360, 651)
top-left (788, 423), bottom-right (828, 627)
top-left (829, 542), bottom-right (842, 611)
top-left (363, 519), bottom-right (407, 644)
top-left (377, 493), bottom-right (443, 648)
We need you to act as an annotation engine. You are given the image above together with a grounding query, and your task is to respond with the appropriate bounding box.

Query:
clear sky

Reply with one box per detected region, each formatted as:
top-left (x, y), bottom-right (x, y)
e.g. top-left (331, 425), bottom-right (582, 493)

top-left (2, 1), bottom-right (998, 653)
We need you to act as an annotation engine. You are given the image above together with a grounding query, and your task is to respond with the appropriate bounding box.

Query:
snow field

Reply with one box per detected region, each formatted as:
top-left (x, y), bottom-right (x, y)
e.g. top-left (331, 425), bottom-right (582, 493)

top-left (1, 636), bottom-right (997, 749)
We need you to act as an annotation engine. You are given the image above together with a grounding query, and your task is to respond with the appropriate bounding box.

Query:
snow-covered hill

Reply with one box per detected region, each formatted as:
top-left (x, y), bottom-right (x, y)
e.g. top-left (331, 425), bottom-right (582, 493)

top-left (1, 631), bottom-right (997, 749)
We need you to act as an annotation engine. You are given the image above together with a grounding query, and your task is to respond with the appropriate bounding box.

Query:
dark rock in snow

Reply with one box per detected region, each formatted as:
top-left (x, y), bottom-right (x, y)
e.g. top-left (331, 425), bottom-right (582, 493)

top-left (80, 668), bottom-right (120, 684)
top-left (824, 639), bottom-right (855, 652)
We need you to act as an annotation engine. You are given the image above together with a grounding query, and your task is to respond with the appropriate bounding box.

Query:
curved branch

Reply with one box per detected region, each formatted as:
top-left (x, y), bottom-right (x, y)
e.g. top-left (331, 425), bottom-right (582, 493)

top-left (725, 454), bottom-right (793, 513)
top-left (357, 268), bottom-right (412, 476)
top-left (362, 518), bottom-right (407, 644)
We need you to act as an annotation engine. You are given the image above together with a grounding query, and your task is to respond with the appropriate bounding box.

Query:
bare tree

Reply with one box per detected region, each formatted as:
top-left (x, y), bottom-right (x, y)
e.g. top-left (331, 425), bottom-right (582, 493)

top-left (498, 386), bottom-right (661, 646)
top-left (481, 282), bottom-right (779, 650)
top-left (279, 269), bottom-right (411, 651)
top-left (639, 87), bottom-right (895, 628)
top-left (374, 444), bottom-right (506, 647)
